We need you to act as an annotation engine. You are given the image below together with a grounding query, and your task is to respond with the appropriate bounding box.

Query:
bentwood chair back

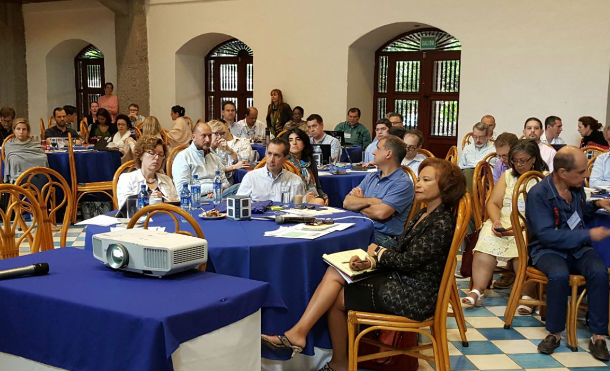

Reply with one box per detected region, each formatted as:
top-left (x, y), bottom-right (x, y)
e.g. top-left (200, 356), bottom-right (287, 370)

top-left (503, 171), bottom-right (587, 351)
top-left (254, 157), bottom-right (301, 176)
top-left (47, 115), bottom-right (56, 129)
top-left (166, 144), bottom-right (188, 179)
top-left (581, 145), bottom-right (607, 160)
top-left (39, 118), bottom-right (46, 140)
top-left (445, 145), bottom-right (457, 165)
top-left (347, 193), bottom-right (472, 371)
top-left (133, 126), bottom-right (143, 140)
top-left (67, 133), bottom-right (114, 222)
top-left (111, 160), bottom-right (137, 210)
top-left (79, 119), bottom-right (90, 144)
top-left (126, 203), bottom-right (206, 271)
top-left (461, 132), bottom-right (473, 150)
top-left (471, 152), bottom-right (496, 230)
top-left (1, 133), bottom-right (15, 165)
top-left (0, 184), bottom-right (50, 259)
top-left (585, 153), bottom-right (602, 187)
top-left (402, 165), bottom-right (422, 226)
top-left (160, 129), bottom-right (169, 145)
top-left (15, 167), bottom-right (74, 248)
top-left (417, 148), bottom-right (435, 158)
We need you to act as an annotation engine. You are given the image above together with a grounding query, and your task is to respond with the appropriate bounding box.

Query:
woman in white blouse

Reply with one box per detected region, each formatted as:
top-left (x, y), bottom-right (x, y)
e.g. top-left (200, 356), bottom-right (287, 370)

top-left (116, 136), bottom-right (178, 209)
top-left (108, 114), bottom-right (136, 163)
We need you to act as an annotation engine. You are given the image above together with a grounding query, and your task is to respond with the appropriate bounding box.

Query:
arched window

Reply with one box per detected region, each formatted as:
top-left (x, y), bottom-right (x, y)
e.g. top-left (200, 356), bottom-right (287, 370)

top-left (205, 39), bottom-right (253, 121)
top-left (74, 44), bottom-right (105, 121)
top-left (374, 29), bottom-right (461, 156)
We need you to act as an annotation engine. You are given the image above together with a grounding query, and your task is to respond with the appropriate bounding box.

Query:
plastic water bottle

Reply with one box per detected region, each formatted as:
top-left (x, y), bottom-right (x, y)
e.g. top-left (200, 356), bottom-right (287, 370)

top-left (265, 128), bottom-right (271, 144)
top-left (180, 183), bottom-right (191, 211)
top-left (313, 145), bottom-right (322, 167)
top-left (137, 184), bottom-right (149, 209)
top-left (213, 170), bottom-right (222, 205)
top-left (190, 174), bottom-right (201, 209)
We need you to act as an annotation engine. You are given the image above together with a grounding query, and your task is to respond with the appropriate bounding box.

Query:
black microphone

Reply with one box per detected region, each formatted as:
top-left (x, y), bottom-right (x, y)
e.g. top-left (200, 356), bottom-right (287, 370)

top-left (0, 263), bottom-right (49, 280)
top-left (274, 215), bottom-right (317, 224)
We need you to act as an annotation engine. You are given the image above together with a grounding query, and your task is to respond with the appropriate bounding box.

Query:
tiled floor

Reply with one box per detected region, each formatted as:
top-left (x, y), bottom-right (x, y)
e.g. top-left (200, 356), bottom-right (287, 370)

top-left (24, 227), bottom-right (610, 370)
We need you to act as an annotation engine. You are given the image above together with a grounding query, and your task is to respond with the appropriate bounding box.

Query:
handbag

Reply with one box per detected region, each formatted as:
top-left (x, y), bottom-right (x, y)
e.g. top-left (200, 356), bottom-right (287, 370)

top-left (358, 330), bottom-right (419, 370)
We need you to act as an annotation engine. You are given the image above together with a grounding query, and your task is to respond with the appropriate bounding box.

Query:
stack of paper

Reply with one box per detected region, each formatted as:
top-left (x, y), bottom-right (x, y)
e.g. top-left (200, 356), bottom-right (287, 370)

top-left (264, 222), bottom-right (354, 239)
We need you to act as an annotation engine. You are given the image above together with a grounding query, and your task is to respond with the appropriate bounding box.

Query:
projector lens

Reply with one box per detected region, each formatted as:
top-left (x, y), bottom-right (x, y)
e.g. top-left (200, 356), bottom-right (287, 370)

top-left (107, 243), bottom-right (128, 269)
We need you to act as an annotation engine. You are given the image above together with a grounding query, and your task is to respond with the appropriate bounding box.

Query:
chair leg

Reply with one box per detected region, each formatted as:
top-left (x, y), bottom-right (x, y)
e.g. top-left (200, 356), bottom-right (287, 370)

top-left (566, 284), bottom-right (582, 352)
top-left (503, 273), bottom-right (525, 329)
top-left (347, 315), bottom-right (357, 371)
top-left (450, 279), bottom-right (469, 346)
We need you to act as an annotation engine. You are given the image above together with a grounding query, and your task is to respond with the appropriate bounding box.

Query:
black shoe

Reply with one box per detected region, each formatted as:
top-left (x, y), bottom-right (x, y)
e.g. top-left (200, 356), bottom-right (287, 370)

top-left (589, 338), bottom-right (609, 361)
top-left (538, 334), bottom-right (560, 354)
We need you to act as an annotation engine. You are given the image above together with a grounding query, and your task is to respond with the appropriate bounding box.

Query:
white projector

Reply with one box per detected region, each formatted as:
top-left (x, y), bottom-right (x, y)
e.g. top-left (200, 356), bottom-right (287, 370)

top-left (92, 229), bottom-right (207, 277)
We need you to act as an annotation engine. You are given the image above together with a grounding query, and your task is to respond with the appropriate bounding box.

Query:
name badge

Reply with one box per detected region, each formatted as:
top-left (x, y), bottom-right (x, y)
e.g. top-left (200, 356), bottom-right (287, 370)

top-left (567, 211), bottom-right (581, 230)
top-left (344, 133), bottom-right (351, 139)
top-left (517, 200), bottom-right (526, 212)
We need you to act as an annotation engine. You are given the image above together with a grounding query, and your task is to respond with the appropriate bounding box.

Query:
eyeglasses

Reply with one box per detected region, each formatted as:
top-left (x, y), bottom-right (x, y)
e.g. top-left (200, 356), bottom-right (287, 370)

top-left (511, 156), bottom-right (533, 165)
top-left (498, 154), bottom-right (509, 160)
top-left (145, 150), bottom-right (165, 159)
top-left (212, 132), bottom-right (226, 137)
top-left (405, 145), bottom-right (418, 151)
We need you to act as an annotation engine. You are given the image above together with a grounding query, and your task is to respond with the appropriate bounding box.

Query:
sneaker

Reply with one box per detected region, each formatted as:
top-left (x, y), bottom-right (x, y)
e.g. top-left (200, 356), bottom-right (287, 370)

top-left (538, 334), bottom-right (560, 354)
top-left (492, 271), bottom-right (515, 289)
top-left (589, 338), bottom-right (609, 361)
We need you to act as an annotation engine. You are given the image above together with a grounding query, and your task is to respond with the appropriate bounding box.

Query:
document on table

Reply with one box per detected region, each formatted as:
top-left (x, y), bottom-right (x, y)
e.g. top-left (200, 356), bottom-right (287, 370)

top-left (283, 207), bottom-right (346, 216)
top-left (264, 222), bottom-right (354, 239)
top-left (75, 215), bottom-right (120, 226)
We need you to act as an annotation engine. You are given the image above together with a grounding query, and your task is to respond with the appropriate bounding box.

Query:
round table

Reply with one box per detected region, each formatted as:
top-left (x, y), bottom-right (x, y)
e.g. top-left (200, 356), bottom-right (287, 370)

top-left (46, 150), bottom-right (122, 184)
top-left (84, 206), bottom-right (374, 358)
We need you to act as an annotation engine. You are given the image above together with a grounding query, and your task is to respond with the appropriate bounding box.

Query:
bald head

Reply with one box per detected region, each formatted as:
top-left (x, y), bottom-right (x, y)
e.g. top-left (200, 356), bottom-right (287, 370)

top-left (553, 146), bottom-right (588, 188)
top-left (192, 121), bottom-right (212, 150)
top-left (245, 107), bottom-right (259, 126)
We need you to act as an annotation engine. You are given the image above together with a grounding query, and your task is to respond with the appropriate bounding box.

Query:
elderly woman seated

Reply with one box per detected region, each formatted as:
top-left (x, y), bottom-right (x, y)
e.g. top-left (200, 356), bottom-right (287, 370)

top-left (262, 158), bottom-right (466, 371)
top-left (116, 136), bottom-right (178, 209)
top-left (107, 114), bottom-right (136, 163)
top-left (3, 118), bottom-right (48, 184)
top-left (462, 139), bottom-right (548, 311)
top-left (283, 128), bottom-right (327, 205)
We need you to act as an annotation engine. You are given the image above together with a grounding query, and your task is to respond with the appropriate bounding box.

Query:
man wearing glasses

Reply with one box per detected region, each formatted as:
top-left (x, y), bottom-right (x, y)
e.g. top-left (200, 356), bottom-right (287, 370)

top-left (459, 122), bottom-right (494, 169)
top-left (492, 132), bottom-right (519, 184)
top-left (172, 121), bottom-right (229, 197)
top-left (523, 117), bottom-right (556, 171)
top-left (401, 129), bottom-right (426, 176)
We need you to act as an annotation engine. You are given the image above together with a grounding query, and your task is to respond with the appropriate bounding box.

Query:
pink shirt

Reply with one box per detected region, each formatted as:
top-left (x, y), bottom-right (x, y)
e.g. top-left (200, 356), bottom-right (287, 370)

top-left (97, 94), bottom-right (119, 122)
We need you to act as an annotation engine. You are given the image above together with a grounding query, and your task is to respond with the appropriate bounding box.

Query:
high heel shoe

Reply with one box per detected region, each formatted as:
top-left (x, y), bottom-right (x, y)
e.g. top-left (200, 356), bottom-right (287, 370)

top-left (261, 335), bottom-right (303, 358)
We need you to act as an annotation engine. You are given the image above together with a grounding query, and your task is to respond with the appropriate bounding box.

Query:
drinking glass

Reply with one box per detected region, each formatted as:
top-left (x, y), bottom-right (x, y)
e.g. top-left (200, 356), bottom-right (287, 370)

top-left (50, 138), bottom-right (58, 151)
top-left (281, 186), bottom-right (291, 207)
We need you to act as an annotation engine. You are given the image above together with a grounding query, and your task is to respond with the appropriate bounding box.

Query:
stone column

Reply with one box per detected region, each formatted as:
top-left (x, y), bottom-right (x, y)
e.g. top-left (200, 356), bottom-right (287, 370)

top-left (0, 2), bottom-right (28, 117)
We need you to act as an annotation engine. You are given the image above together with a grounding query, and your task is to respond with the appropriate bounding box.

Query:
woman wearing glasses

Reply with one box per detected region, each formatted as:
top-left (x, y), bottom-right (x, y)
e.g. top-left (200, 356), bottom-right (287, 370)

top-left (209, 120), bottom-right (252, 183)
top-left (462, 139), bottom-right (548, 311)
top-left (116, 136), bottom-right (178, 209)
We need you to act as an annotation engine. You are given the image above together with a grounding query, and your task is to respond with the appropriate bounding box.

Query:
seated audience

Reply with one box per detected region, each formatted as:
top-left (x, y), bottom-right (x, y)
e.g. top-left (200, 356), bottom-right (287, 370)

top-left (344, 136), bottom-right (413, 247)
top-left (237, 137), bottom-right (304, 202)
top-left (167, 105), bottom-right (192, 151)
top-left (97, 82), bottom-right (119, 122)
top-left (172, 121), bottom-right (230, 196)
top-left (141, 115), bottom-right (163, 139)
top-left (492, 132), bottom-right (519, 183)
top-left (284, 128), bottom-right (327, 205)
top-left (89, 108), bottom-right (116, 144)
top-left (221, 101), bottom-right (243, 138)
top-left (108, 114), bottom-right (136, 162)
top-left (462, 139), bottom-right (548, 310)
top-left (541, 115), bottom-right (565, 145)
top-left (527, 146), bottom-right (610, 359)
top-left (237, 107), bottom-right (266, 141)
top-left (307, 114), bottom-right (340, 163)
top-left (334, 107), bottom-right (371, 149)
top-left (0, 106), bottom-right (16, 143)
top-left (85, 101), bottom-right (99, 128)
top-left (128, 103), bottom-right (146, 126)
top-left (63, 105), bottom-right (77, 130)
top-left (523, 117), bottom-right (556, 171)
top-left (261, 158), bottom-right (466, 371)
top-left (387, 112), bottom-right (404, 127)
top-left (481, 114), bottom-right (496, 139)
top-left (45, 107), bottom-right (81, 143)
top-left (401, 128), bottom-right (426, 176)
top-left (363, 118), bottom-right (391, 163)
top-left (116, 136), bottom-right (178, 209)
top-left (3, 118), bottom-right (48, 184)
top-left (266, 89), bottom-right (292, 136)
top-left (459, 121), bottom-right (494, 169)
top-left (283, 106), bottom-right (308, 132)
top-left (589, 148), bottom-right (609, 187)
top-left (578, 116), bottom-right (609, 149)
top-left (209, 120), bottom-right (251, 184)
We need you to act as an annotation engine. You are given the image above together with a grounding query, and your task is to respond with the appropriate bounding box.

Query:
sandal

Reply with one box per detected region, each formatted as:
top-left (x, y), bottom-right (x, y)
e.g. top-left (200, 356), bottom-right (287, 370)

top-left (261, 334), bottom-right (303, 358)
top-left (517, 295), bottom-right (534, 315)
top-left (461, 289), bottom-right (484, 309)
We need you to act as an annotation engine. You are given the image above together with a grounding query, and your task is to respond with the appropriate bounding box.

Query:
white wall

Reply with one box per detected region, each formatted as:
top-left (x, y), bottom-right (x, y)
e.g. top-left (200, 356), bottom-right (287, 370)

top-left (146, 0), bottom-right (610, 147)
top-left (23, 0), bottom-right (117, 136)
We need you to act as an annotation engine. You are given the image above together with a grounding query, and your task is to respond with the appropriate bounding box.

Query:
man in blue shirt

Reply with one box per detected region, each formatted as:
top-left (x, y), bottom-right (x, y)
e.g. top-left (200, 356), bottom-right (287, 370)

top-left (526, 146), bottom-right (610, 360)
top-left (344, 135), bottom-right (413, 248)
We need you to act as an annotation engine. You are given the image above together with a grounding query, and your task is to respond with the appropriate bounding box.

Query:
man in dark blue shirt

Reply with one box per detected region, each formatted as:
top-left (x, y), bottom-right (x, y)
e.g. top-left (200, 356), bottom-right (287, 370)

top-left (526, 146), bottom-right (610, 360)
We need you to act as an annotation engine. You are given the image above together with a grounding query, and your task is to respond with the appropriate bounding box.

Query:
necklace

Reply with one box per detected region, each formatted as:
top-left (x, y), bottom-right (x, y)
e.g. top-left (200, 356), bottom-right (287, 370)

top-left (145, 178), bottom-right (157, 185)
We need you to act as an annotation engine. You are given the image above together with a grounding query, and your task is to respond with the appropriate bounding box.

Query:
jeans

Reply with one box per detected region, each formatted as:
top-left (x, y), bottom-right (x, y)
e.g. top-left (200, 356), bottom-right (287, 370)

top-left (534, 249), bottom-right (609, 335)
top-left (374, 231), bottom-right (398, 249)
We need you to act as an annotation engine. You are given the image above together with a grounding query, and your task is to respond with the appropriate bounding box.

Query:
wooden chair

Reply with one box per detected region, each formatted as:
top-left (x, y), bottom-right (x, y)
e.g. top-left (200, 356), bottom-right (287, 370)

top-left (276, 129), bottom-right (288, 139)
top-left (254, 157), bottom-right (301, 176)
top-left (402, 165), bottom-right (422, 226)
top-left (166, 144), bottom-right (188, 178)
top-left (183, 116), bottom-right (194, 132)
top-left (445, 145), bottom-right (457, 165)
top-left (417, 148), bottom-right (435, 158)
top-left (160, 129), bottom-right (169, 145)
top-left (67, 133), bottom-right (114, 222)
top-left (471, 152), bottom-right (496, 229)
top-left (79, 119), bottom-right (90, 144)
top-left (503, 171), bottom-right (586, 351)
top-left (126, 203), bottom-right (206, 271)
top-left (133, 126), bottom-right (143, 139)
top-left (1, 133), bottom-right (15, 164)
top-left (0, 184), bottom-right (50, 259)
top-left (15, 167), bottom-right (74, 248)
top-left (585, 153), bottom-right (602, 187)
top-left (461, 132), bottom-right (473, 150)
top-left (347, 193), bottom-right (472, 371)
top-left (581, 145), bottom-right (607, 161)
top-left (111, 160), bottom-right (137, 210)
top-left (39, 118), bottom-right (46, 140)
top-left (48, 115), bottom-right (56, 129)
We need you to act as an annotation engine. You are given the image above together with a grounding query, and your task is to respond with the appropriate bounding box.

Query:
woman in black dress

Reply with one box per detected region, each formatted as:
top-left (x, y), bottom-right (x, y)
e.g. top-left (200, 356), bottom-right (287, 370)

top-left (262, 158), bottom-right (466, 371)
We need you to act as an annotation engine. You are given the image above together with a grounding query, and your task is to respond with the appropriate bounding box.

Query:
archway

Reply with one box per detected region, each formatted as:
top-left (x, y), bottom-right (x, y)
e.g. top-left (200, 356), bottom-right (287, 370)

top-left (74, 44), bottom-right (105, 121)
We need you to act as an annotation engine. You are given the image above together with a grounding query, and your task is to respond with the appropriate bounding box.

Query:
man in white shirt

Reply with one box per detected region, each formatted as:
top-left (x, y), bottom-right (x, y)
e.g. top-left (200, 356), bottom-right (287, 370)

top-left (481, 114), bottom-right (496, 139)
top-left (541, 115), bottom-right (565, 145)
top-left (363, 118), bottom-right (392, 163)
top-left (401, 129), bottom-right (426, 176)
top-left (307, 114), bottom-right (340, 162)
top-left (459, 122), bottom-right (494, 169)
top-left (236, 107), bottom-right (265, 141)
top-left (172, 121), bottom-right (230, 196)
top-left (523, 117), bottom-right (556, 172)
top-left (237, 138), bottom-right (304, 202)
top-left (221, 101), bottom-right (244, 138)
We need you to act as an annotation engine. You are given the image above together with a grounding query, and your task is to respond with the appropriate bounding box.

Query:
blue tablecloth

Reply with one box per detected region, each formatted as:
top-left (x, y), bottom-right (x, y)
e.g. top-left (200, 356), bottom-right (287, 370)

top-left (251, 143), bottom-right (266, 160)
top-left (0, 248), bottom-right (277, 371)
top-left (85, 207), bottom-right (375, 358)
top-left (46, 150), bottom-right (122, 184)
top-left (590, 210), bottom-right (610, 267)
top-left (318, 171), bottom-right (368, 208)
top-left (341, 146), bottom-right (363, 162)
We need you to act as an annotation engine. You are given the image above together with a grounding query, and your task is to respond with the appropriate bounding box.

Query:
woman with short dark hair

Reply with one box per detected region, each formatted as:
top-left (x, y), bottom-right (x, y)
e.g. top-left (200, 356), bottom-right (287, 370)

top-left (167, 105), bottom-right (191, 151)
